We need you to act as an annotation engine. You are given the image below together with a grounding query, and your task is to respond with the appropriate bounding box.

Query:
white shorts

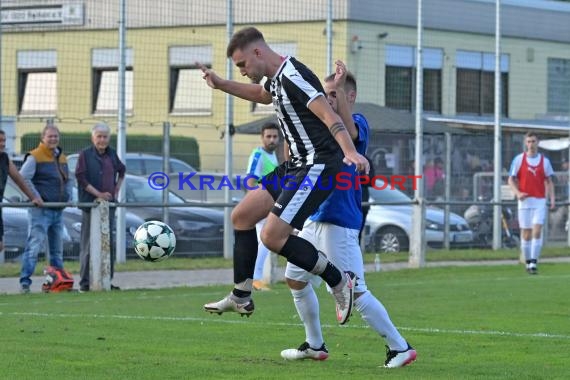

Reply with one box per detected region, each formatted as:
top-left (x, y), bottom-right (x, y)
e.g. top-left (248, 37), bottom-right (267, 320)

top-left (284, 220), bottom-right (367, 293)
top-left (255, 218), bottom-right (267, 239)
top-left (518, 204), bottom-right (546, 229)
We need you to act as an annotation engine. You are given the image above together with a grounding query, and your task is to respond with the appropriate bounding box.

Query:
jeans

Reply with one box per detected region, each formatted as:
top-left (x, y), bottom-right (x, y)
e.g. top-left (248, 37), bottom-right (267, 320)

top-left (20, 208), bottom-right (64, 286)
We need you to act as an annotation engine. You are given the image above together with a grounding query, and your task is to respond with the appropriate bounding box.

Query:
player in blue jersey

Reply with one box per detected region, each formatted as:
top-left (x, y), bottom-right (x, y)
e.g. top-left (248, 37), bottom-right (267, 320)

top-left (280, 61), bottom-right (417, 368)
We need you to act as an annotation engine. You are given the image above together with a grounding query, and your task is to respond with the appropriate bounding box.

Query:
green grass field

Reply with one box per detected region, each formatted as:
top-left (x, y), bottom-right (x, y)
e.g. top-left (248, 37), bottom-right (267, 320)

top-left (1, 263), bottom-right (568, 379)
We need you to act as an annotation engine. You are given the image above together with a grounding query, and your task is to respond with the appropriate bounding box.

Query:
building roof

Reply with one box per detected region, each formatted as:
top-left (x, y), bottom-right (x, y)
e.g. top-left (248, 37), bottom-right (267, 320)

top-left (236, 102), bottom-right (471, 135)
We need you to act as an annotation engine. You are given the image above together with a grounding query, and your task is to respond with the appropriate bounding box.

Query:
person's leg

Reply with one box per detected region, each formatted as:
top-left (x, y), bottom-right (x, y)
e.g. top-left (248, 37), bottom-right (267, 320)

top-left (253, 219), bottom-right (271, 290)
top-left (260, 164), bottom-right (355, 324)
top-left (47, 210), bottom-right (64, 269)
top-left (530, 205), bottom-right (546, 273)
top-left (203, 188), bottom-right (275, 315)
top-left (518, 208), bottom-right (533, 272)
top-left (79, 210), bottom-right (91, 290)
top-left (19, 209), bottom-right (49, 290)
top-left (281, 222), bottom-right (327, 360)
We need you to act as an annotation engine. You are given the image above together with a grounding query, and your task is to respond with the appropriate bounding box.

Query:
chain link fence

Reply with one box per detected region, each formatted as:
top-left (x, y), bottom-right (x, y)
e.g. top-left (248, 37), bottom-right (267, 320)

top-left (1, 0), bottom-right (570, 263)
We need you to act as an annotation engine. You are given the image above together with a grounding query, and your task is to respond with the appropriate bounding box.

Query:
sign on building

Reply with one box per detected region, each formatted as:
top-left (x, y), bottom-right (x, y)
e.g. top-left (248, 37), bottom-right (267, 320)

top-left (1, 3), bottom-right (84, 26)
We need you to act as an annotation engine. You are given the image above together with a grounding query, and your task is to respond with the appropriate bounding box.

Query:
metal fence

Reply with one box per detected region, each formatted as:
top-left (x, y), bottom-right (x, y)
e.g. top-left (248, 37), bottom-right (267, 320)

top-left (1, 0), bottom-right (570, 264)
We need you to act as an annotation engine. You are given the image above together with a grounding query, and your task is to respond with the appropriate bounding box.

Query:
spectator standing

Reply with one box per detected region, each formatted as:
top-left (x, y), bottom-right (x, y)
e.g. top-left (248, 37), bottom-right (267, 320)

top-left (75, 123), bottom-right (126, 292)
top-left (508, 132), bottom-right (555, 274)
top-left (246, 122), bottom-right (280, 291)
top-left (19, 124), bottom-right (72, 293)
top-left (424, 157), bottom-right (445, 200)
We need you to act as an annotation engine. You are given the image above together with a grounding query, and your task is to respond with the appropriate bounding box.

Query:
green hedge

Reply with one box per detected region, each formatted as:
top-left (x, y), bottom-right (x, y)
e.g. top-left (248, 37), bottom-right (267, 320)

top-left (21, 133), bottom-right (201, 170)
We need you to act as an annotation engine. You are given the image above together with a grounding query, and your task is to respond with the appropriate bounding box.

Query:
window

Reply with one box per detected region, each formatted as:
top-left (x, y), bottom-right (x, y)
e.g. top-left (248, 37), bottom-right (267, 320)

top-left (456, 50), bottom-right (509, 116)
top-left (252, 42), bottom-right (297, 114)
top-left (169, 46), bottom-right (213, 114)
top-left (385, 45), bottom-right (443, 113)
top-left (17, 50), bottom-right (57, 116)
top-left (547, 58), bottom-right (570, 114)
top-left (92, 48), bottom-right (133, 114)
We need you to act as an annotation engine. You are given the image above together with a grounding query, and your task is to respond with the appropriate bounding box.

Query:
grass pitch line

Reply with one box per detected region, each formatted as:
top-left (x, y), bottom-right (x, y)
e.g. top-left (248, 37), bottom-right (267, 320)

top-left (6, 311), bottom-right (570, 340)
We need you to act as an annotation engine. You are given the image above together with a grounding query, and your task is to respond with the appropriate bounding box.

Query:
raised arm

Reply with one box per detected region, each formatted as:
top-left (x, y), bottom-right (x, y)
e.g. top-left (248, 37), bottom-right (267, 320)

top-left (332, 60), bottom-right (358, 141)
top-left (199, 64), bottom-right (272, 105)
top-left (308, 96), bottom-right (369, 173)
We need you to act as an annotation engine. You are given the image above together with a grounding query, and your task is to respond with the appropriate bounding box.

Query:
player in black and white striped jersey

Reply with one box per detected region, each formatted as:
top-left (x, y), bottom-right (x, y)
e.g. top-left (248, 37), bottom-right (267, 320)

top-left (200, 27), bottom-right (369, 325)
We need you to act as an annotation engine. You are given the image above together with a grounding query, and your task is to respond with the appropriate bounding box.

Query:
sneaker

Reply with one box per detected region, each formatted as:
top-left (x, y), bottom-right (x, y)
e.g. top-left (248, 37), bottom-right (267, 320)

top-left (79, 285), bottom-right (90, 293)
top-left (204, 293), bottom-right (255, 317)
top-left (111, 284), bottom-right (121, 291)
top-left (281, 342), bottom-right (329, 361)
top-left (20, 284), bottom-right (31, 294)
top-left (252, 280), bottom-right (271, 291)
top-left (332, 271), bottom-right (356, 325)
top-left (529, 266), bottom-right (538, 275)
top-left (384, 343), bottom-right (417, 368)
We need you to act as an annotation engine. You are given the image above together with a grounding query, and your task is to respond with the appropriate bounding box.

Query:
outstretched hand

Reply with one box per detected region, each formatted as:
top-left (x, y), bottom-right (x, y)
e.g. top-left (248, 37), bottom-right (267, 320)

top-left (334, 60), bottom-right (347, 88)
top-left (198, 62), bottom-right (222, 89)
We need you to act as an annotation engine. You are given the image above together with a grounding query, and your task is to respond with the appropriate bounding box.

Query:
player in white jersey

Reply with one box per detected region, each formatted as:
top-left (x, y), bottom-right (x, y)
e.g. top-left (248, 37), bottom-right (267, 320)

top-left (508, 131), bottom-right (555, 274)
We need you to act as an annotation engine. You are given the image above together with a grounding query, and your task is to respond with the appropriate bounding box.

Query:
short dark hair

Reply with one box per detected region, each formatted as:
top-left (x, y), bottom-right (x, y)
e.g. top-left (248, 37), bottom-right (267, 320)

top-left (42, 124), bottom-right (60, 138)
top-left (261, 122), bottom-right (279, 136)
top-left (0, 129), bottom-right (5, 136)
top-left (227, 27), bottom-right (265, 58)
top-left (324, 71), bottom-right (357, 93)
top-left (525, 131), bottom-right (539, 140)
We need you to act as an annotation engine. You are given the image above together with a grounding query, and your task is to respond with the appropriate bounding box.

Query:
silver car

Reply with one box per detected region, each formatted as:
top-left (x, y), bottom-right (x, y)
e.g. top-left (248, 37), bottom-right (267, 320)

top-left (364, 180), bottom-right (473, 253)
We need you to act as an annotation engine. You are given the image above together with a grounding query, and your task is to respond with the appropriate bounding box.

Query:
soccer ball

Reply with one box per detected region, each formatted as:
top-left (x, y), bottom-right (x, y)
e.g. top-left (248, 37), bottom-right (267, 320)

top-left (133, 221), bottom-right (176, 262)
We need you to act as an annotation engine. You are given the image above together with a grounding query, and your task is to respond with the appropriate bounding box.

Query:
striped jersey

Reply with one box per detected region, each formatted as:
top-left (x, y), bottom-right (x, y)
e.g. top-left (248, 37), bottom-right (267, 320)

top-left (264, 57), bottom-right (341, 166)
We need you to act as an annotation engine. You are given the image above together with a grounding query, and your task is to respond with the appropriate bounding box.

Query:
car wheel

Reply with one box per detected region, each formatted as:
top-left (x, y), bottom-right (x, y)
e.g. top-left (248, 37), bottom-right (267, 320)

top-left (374, 226), bottom-right (409, 253)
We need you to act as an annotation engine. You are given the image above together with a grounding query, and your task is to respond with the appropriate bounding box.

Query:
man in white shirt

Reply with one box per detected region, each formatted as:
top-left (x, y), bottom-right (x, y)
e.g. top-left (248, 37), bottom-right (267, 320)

top-left (508, 132), bottom-right (555, 274)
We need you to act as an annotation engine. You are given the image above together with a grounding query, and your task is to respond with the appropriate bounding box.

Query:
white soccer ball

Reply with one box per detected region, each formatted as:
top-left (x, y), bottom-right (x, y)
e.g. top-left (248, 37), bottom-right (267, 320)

top-left (133, 221), bottom-right (176, 262)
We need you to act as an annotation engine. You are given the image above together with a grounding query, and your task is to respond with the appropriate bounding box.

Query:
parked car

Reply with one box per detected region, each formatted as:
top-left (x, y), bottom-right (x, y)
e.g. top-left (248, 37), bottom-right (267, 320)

top-left (364, 179), bottom-right (473, 253)
top-left (1, 199), bottom-right (77, 261)
top-left (167, 172), bottom-right (244, 204)
top-left (2, 178), bottom-right (143, 261)
top-left (66, 152), bottom-right (196, 176)
top-left (71, 174), bottom-right (225, 258)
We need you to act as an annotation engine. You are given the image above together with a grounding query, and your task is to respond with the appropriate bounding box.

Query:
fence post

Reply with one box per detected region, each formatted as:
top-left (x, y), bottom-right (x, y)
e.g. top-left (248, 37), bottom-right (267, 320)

top-left (90, 200), bottom-right (111, 291)
top-left (409, 198), bottom-right (426, 268)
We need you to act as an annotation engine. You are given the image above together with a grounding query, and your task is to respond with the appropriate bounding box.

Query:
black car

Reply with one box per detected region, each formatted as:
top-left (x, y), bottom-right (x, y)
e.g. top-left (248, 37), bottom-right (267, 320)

top-left (3, 179), bottom-right (144, 261)
top-left (73, 174), bottom-right (225, 258)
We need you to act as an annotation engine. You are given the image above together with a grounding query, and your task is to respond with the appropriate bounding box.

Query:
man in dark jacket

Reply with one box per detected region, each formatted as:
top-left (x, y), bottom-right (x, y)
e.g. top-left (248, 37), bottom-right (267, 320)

top-left (75, 123), bottom-right (126, 292)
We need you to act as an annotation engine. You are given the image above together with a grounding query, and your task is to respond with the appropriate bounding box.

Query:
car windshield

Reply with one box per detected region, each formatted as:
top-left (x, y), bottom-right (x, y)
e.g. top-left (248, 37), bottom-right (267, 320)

top-left (368, 179), bottom-right (413, 204)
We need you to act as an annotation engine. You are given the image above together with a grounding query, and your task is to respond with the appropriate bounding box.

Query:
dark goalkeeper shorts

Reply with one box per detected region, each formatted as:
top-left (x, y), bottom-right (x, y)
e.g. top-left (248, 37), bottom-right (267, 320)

top-left (261, 158), bottom-right (342, 230)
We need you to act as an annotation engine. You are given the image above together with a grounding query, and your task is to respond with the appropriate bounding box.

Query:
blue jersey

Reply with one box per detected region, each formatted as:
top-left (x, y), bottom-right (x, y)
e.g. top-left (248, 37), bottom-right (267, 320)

top-left (309, 113), bottom-right (369, 229)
